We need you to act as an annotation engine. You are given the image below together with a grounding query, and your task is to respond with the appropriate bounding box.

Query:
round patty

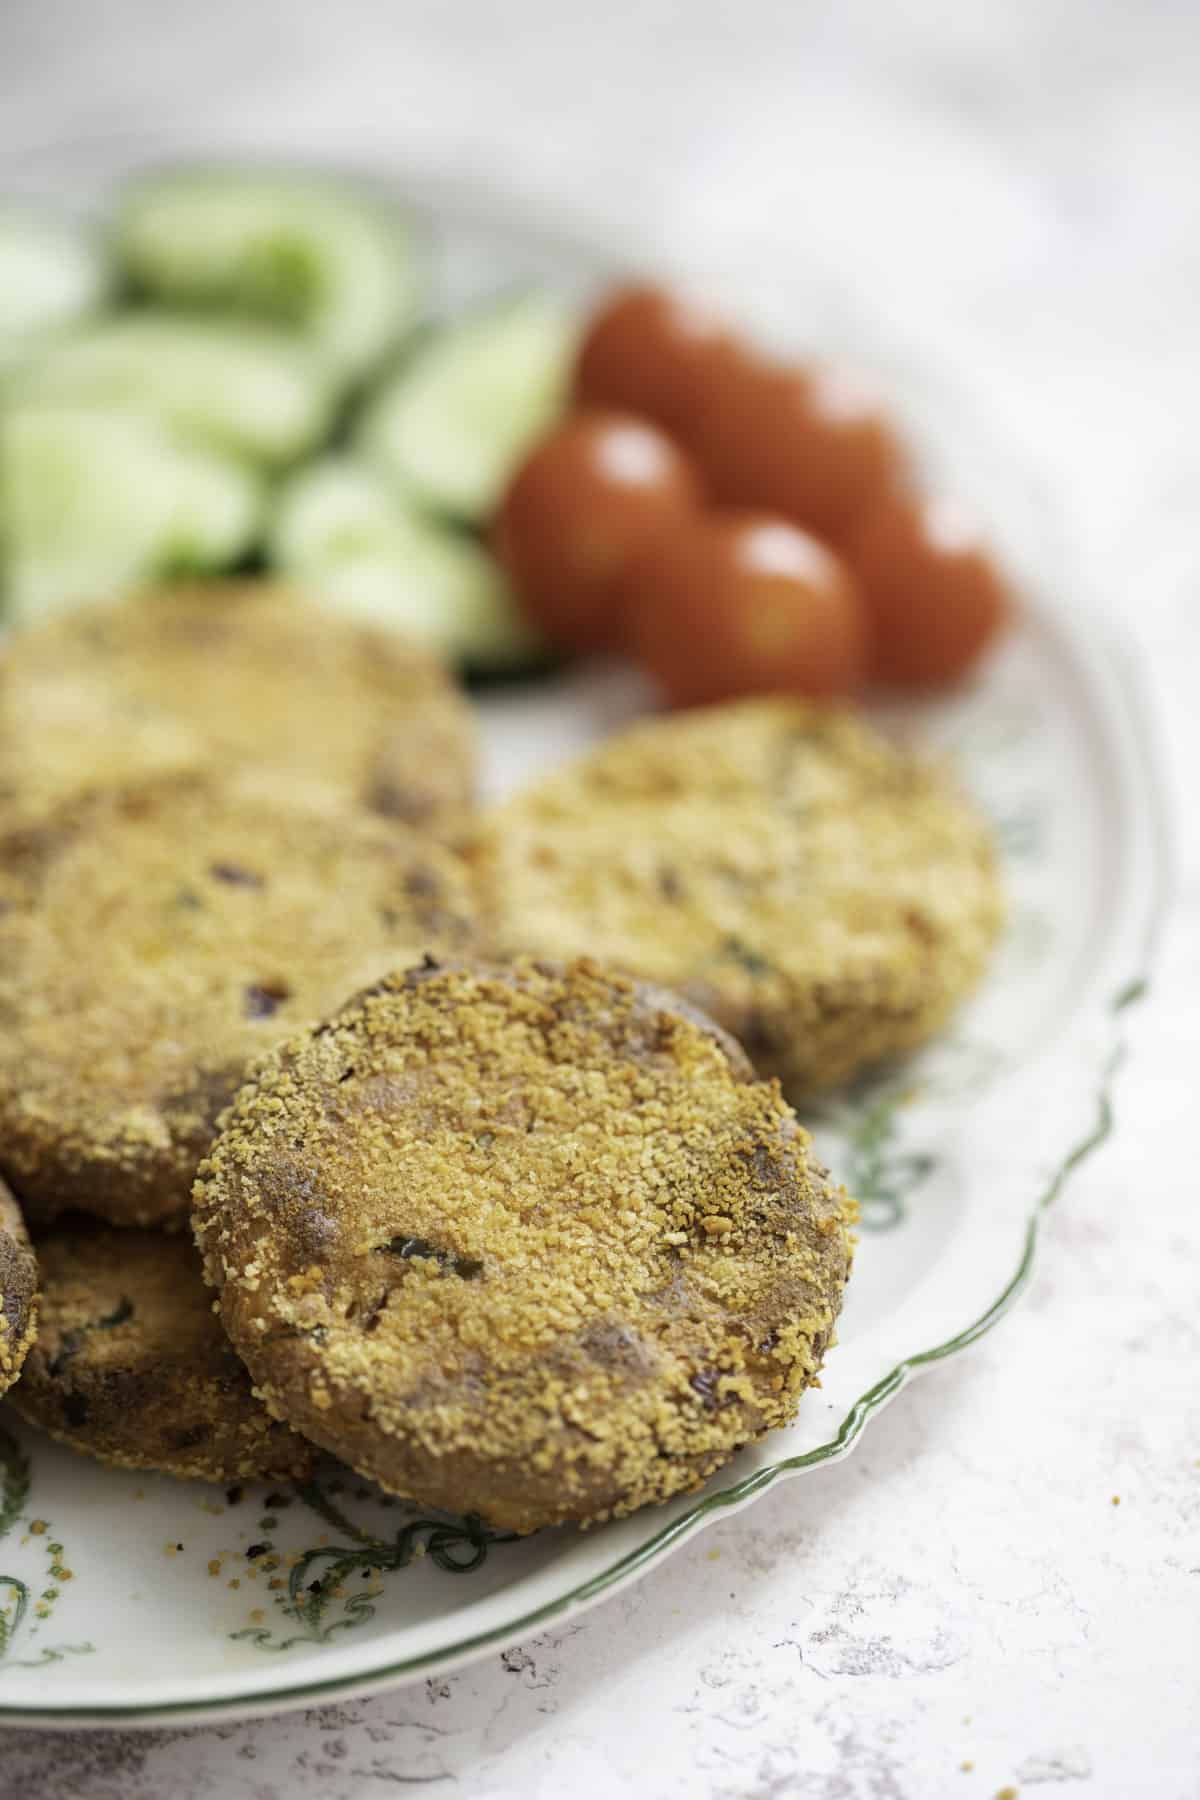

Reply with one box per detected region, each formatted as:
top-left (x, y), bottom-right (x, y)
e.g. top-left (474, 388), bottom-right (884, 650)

top-left (481, 698), bottom-right (1004, 1095)
top-left (194, 956), bottom-right (854, 1534)
top-left (0, 772), bottom-right (485, 1227)
top-left (0, 1180), bottom-right (37, 1396)
top-left (0, 580), bottom-right (477, 837)
top-left (10, 1225), bottom-right (316, 1483)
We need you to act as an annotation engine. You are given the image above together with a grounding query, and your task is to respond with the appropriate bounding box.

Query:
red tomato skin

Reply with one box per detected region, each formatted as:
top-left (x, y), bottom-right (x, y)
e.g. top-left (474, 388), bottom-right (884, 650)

top-left (573, 284), bottom-right (749, 438)
top-left (849, 490), bottom-right (1011, 686)
top-left (626, 509), bottom-right (869, 709)
top-left (495, 410), bottom-right (703, 654)
top-left (688, 358), bottom-right (905, 545)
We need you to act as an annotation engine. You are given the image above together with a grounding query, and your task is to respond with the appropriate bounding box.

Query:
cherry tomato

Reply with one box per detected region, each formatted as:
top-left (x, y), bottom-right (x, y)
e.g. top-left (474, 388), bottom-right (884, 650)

top-left (626, 510), bottom-right (867, 708)
top-left (495, 411), bottom-right (703, 654)
top-left (688, 358), bottom-right (904, 544)
top-left (573, 284), bottom-right (748, 437)
top-left (849, 491), bottom-right (1011, 686)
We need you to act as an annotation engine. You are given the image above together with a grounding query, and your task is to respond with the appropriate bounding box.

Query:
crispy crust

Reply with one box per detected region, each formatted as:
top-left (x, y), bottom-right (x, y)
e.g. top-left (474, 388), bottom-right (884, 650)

top-left (194, 957), bottom-right (854, 1534)
top-left (0, 580), bottom-right (477, 838)
top-left (0, 772), bottom-right (486, 1227)
top-left (10, 1225), bottom-right (316, 1482)
top-left (480, 698), bottom-right (1004, 1095)
top-left (0, 1180), bottom-right (37, 1396)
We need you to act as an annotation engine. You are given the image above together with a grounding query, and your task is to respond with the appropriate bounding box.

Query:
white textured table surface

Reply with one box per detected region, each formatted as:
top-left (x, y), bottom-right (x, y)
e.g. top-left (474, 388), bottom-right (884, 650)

top-left (2, 3), bottom-right (1198, 1795)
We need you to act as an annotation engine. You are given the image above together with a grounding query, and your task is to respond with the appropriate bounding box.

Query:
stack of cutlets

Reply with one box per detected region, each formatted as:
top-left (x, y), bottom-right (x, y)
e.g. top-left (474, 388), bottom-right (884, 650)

top-left (0, 583), bottom-right (999, 1528)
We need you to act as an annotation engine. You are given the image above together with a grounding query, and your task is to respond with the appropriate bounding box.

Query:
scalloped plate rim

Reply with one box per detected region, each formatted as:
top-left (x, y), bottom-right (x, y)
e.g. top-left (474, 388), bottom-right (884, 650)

top-left (0, 150), bottom-right (1174, 1728)
top-left (0, 555), bottom-right (1171, 1733)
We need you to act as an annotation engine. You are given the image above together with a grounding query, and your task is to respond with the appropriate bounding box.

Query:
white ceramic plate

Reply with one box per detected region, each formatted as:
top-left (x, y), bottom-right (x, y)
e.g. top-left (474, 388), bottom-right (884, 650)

top-left (0, 159), bottom-right (1171, 1727)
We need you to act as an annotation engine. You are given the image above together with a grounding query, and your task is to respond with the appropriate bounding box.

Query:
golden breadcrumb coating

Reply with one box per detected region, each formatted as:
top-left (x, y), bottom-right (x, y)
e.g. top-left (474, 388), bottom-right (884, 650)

top-left (11, 1225), bottom-right (315, 1483)
top-left (0, 580), bottom-right (477, 837)
top-left (0, 772), bottom-right (485, 1227)
top-left (194, 957), bottom-right (854, 1534)
top-left (480, 698), bottom-right (1004, 1094)
top-left (0, 1180), bottom-right (37, 1396)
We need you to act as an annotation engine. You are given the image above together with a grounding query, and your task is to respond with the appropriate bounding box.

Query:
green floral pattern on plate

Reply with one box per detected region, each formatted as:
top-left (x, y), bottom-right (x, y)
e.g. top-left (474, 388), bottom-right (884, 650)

top-left (230, 1481), bottom-right (513, 1653)
top-left (0, 1426), bottom-right (93, 1670)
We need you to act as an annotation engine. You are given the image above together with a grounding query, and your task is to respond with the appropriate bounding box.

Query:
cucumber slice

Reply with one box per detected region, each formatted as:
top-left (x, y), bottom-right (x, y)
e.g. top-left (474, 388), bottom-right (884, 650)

top-left (305, 536), bottom-right (545, 674)
top-left (270, 461), bottom-right (544, 673)
top-left (0, 208), bottom-right (109, 359)
top-left (0, 407), bottom-right (262, 625)
top-left (268, 455), bottom-right (399, 567)
top-left (356, 292), bottom-right (579, 523)
top-left (7, 315), bottom-right (338, 466)
top-left (116, 168), bottom-right (422, 379)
